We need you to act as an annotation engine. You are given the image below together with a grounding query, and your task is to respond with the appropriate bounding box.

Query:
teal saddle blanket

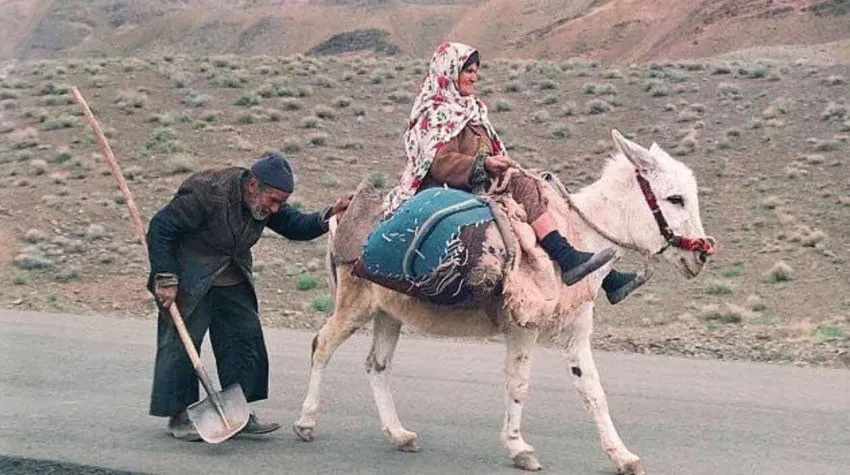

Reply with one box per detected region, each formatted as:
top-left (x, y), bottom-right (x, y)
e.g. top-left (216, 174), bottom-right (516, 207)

top-left (361, 187), bottom-right (494, 295)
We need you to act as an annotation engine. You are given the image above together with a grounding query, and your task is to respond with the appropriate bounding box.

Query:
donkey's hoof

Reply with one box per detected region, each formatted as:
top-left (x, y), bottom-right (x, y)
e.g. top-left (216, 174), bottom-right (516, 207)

top-left (293, 424), bottom-right (314, 442)
top-left (618, 459), bottom-right (645, 475)
top-left (395, 432), bottom-right (421, 453)
top-left (512, 451), bottom-right (543, 471)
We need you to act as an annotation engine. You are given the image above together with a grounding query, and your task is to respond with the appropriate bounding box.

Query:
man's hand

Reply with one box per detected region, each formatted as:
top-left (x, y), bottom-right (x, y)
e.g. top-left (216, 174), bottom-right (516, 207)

top-left (484, 155), bottom-right (514, 177)
top-left (329, 192), bottom-right (354, 217)
top-left (155, 285), bottom-right (177, 309)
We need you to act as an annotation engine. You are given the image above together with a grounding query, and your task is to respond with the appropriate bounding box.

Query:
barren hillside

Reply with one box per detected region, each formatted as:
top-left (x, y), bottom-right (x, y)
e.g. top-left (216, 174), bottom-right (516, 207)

top-left (2, 0), bottom-right (849, 62)
top-left (1, 52), bottom-right (849, 367)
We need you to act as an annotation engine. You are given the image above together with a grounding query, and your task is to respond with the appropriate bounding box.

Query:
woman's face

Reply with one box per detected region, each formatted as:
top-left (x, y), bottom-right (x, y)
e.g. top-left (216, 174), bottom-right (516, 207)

top-left (457, 62), bottom-right (479, 97)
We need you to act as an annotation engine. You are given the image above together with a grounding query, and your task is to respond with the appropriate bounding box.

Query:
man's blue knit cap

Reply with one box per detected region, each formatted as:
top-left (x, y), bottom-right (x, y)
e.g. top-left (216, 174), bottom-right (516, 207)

top-left (250, 153), bottom-right (294, 193)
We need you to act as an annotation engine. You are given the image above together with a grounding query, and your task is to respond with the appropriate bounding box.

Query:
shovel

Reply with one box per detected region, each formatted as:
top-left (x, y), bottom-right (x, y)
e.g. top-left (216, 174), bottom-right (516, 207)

top-left (71, 86), bottom-right (250, 444)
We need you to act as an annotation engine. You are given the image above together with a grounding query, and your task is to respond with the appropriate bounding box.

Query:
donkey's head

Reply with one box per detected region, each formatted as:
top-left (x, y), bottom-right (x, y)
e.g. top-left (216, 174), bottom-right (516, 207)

top-left (604, 129), bottom-right (715, 278)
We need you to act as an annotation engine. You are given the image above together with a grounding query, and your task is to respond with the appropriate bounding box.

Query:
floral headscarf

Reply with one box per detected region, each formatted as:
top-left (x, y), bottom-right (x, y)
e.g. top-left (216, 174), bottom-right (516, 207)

top-left (382, 42), bottom-right (506, 214)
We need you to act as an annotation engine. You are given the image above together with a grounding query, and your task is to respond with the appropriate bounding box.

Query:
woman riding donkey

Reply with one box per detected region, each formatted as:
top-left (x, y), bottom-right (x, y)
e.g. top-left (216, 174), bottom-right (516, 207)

top-left (383, 42), bottom-right (649, 304)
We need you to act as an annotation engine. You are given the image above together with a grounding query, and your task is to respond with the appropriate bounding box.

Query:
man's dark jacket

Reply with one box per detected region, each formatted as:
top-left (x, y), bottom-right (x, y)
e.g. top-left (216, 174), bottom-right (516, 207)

top-left (146, 167), bottom-right (329, 318)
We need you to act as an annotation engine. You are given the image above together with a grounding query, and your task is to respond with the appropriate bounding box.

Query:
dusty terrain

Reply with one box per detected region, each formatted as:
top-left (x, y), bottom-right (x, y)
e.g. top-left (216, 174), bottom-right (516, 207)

top-left (1, 48), bottom-right (849, 368)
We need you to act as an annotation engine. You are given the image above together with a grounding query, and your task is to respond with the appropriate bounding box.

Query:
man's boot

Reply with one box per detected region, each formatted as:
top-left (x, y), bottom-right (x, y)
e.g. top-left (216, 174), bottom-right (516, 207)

top-left (602, 268), bottom-right (653, 305)
top-left (539, 231), bottom-right (617, 286)
top-left (167, 410), bottom-right (202, 442)
top-left (239, 411), bottom-right (281, 436)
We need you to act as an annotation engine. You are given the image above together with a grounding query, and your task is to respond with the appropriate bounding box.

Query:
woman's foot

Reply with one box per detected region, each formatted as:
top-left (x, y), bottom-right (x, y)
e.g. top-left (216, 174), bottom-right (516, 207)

top-left (540, 232), bottom-right (617, 286)
top-left (602, 268), bottom-right (654, 304)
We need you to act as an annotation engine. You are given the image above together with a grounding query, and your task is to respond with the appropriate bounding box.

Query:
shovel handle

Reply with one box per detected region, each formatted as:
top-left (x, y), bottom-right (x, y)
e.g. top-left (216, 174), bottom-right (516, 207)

top-left (71, 86), bottom-right (204, 370)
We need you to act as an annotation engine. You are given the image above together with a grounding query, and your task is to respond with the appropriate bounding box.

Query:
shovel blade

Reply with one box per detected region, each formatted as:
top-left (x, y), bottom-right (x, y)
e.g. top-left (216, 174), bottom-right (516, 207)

top-left (186, 384), bottom-right (250, 444)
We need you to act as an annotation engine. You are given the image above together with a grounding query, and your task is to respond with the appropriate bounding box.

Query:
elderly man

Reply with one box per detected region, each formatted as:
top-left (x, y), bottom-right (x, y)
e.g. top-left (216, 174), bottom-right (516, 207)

top-left (146, 152), bottom-right (351, 441)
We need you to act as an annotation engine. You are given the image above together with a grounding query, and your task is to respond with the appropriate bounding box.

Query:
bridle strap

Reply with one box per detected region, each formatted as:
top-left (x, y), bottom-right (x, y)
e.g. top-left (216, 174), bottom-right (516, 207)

top-left (635, 172), bottom-right (674, 242)
top-left (634, 169), bottom-right (716, 256)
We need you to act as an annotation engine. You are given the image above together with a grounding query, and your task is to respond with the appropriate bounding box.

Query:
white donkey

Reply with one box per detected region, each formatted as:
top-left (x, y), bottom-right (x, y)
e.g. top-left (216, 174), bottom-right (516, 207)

top-left (293, 130), bottom-right (715, 474)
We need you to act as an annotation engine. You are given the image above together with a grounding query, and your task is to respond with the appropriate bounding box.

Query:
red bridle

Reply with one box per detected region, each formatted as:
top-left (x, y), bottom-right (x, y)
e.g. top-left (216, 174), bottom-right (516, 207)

top-left (634, 170), bottom-right (717, 258)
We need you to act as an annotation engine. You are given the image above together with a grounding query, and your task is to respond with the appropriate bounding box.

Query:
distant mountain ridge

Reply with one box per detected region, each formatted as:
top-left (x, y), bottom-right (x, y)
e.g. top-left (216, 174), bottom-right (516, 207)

top-left (1, 0), bottom-right (849, 62)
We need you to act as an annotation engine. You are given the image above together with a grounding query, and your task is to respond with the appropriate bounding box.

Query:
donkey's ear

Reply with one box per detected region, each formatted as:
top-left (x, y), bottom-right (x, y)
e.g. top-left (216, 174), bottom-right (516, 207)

top-left (611, 130), bottom-right (656, 171)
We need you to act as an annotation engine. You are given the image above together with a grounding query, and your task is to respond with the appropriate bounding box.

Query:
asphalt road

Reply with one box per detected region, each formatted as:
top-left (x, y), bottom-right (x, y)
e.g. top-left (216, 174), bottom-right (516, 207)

top-left (1, 310), bottom-right (849, 475)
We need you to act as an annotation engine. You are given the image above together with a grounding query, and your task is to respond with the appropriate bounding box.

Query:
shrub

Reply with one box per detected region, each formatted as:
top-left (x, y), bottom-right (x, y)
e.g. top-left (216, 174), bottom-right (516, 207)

top-left (115, 91), bottom-right (147, 113)
top-left (234, 92), bottom-right (260, 107)
top-left (504, 82), bottom-right (522, 93)
top-left (531, 110), bottom-right (550, 123)
top-left (586, 99), bottom-right (612, 115)
top-left (309, 133), bottom-right (329, 146)
top-left (181, 90), bottom-right (211, 108)
top-left (283, 140), bottom-right (302, 154)
top-left (342, 140), bottom-right (363, 150)
top-left (315, 105), bottom-right (335, 120)
top-left (764, 261), bottom-right (793, 283)
top-left (300, 116), bottom-right (320, 129)
top-left (705, 280), bottom-right (733, 295)
top-left (333, 96), bottom-right (352, 108)
top-left (538, 79), bottom-right (557, 90)
top-left (821, 102), bottom-right (847, 121)
top-left (279, 99), bottom-right (302, 111)
top-left (320, 172), bottom-right (339, 187)
top-left (494, 99), bottom-right (511, 112)
top-left (550, 124), bottom-right (571, 139)
top-left (311, 295), bottom-right (333, 313)
top-left (812, 325), bottom-right (844, 339)
top-left (296, 275), bottom-right (319, 291)
top-left (313, 74), bottom-right (335, 88)
top-left (368, 171), bottom-right (386, 189)
top-left (702, 304), bottom-right (745, 324)
top-left (717, 82), bottom-right (741, 99)
top-left (388, 90), bottom-right (413, 104)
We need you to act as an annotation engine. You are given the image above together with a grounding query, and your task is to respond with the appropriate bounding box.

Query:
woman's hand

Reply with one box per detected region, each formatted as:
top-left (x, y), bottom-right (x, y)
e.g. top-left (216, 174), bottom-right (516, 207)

top-left (484, 155), bottom-right (513, 176)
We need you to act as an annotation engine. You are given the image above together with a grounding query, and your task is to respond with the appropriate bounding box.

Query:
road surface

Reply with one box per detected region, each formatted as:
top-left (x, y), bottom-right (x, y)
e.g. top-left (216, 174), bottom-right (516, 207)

top-left (1, 310), bottom-right (849, 475)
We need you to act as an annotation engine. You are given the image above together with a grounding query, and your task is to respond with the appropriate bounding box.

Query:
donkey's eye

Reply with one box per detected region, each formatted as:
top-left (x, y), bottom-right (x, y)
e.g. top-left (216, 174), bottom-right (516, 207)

top-left (667, 195), bottom-right (685, 207)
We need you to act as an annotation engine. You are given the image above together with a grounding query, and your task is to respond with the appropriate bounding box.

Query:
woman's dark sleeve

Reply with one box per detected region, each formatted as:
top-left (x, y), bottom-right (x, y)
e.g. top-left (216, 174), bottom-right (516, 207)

top-left (429, 133), bottom-right (490, 191)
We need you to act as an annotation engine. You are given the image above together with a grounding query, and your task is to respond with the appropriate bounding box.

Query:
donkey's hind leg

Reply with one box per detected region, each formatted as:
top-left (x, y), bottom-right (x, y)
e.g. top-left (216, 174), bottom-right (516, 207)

top-left (294, 269), bottom-right (375, 442)
top-left (366, 311), bottom-right (420, 452)
top-left (502, 323), bottom-right (542, 471)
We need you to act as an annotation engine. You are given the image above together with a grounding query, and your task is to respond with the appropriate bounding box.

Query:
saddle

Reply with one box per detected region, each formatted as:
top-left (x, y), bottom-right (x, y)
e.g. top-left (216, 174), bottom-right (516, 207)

top-left (335, 170), bottom-right (594, 324)
top-left (334, 182), bottom-right (506, 306)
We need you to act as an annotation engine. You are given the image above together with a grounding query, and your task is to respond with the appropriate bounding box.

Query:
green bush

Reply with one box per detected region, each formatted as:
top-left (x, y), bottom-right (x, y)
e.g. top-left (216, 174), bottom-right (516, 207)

top-left (297, 275), bottom-right (319, 291)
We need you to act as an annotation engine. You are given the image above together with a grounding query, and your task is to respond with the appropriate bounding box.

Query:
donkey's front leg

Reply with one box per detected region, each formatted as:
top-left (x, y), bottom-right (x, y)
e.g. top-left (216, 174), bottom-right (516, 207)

top-left (366, 311), bottom-right (420, 452)
top-left (564, 309), bottom-right (644, 475)
top-left (502, 323), bottom-right (541, 471)
top-left (294, 273), bottom-right (374, 442)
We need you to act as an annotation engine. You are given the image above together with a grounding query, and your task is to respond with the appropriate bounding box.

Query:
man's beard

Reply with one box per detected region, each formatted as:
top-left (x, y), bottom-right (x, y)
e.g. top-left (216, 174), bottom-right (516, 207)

top-left (248, 201), bottom-right (270, 221)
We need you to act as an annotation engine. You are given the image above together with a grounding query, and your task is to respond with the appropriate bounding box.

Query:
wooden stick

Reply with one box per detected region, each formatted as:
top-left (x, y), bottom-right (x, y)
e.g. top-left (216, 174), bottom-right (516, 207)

top-left (70, 86), bottom-right (204, 370)
top-left (71, 87), bottom-right (148, 253)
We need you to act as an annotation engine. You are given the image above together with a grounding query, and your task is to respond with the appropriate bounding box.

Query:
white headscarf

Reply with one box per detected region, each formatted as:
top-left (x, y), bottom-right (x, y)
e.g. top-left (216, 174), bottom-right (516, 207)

top-left (382, 42), bottom-right (505, 214)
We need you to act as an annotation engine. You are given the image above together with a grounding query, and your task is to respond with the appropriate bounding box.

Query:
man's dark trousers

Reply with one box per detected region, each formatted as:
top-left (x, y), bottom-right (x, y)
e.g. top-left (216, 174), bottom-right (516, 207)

top-left (149, 282), bottom-right (268, 417)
